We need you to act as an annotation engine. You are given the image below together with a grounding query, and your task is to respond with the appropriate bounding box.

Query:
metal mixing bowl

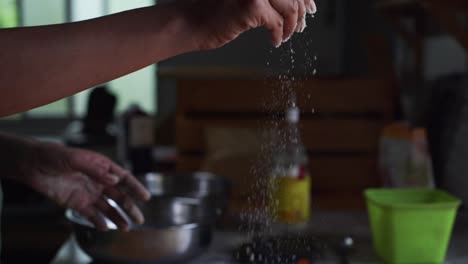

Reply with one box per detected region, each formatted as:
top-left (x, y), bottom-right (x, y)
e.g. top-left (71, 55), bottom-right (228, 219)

top-left (66, 197), bottom-right (212, 264)
top-left (140, 172), bottom-right (230, 223)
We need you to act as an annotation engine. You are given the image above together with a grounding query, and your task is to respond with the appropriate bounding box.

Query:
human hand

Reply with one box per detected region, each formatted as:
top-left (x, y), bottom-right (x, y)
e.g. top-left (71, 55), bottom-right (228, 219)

top-left (178, 0), bottom-right (317, 50)
top-left (26, 142), bottom-right (151, 231)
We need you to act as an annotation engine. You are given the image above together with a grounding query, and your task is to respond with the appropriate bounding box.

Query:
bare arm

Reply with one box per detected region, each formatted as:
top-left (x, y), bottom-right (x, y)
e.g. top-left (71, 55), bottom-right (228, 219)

top-left (0, 0), bottom-right (316, 117)
top-left (0, 4), bottom-right (193, 116)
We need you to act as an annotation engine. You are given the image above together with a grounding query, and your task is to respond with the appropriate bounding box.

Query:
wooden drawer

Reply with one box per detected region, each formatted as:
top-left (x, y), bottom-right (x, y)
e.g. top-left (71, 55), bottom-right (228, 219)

top-left (177, 116), bottom-right (384, 153)
top-left (177, 155), bottom-right (379, 192)
top-left (178, 78), bottom-right (393, 115)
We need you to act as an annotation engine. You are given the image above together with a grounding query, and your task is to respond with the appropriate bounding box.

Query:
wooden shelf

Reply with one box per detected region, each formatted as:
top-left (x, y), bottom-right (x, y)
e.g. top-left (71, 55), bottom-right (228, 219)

top-left (157, 66), bottom-right (358, 80)
top-left (376, 0), bottom-right (468, 12)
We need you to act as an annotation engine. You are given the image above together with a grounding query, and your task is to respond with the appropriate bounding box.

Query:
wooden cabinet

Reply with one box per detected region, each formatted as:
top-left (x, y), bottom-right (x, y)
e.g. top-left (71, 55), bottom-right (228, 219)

top-left (175, 76), bottom-right (394, 210)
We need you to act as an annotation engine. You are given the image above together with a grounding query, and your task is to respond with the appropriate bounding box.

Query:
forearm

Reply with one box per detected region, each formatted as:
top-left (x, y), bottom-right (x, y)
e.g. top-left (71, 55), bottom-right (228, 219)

top-left (0, 3), bottom-right (195, 117)
top-left (0, 133), bottom-right (39, 183)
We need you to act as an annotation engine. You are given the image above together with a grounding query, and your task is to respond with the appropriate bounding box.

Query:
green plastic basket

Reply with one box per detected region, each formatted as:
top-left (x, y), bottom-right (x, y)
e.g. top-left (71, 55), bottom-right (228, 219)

top-left (365, 188), bottom-right (461, 264)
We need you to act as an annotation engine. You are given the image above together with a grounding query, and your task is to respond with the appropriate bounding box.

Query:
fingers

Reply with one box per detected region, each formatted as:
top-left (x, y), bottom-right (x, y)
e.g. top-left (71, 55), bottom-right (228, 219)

top-left (77, 179), bottom-right (146, 231)
top-left (95, 196), bottom-right (130, 231)
top-left (111, 164), bottom-right (151, 201)
top-left (71, 148), bottom-right (150, 201)
top-left (105, 188), bottom-right (145, 225)
top-left (267, 0), bottom-right (317, 47)
top-left (268, 0), bottom-right (298, 43)
top-left (306, 0), bottom-right (317, 15)
top-left (295, 0), bottom-right (306, 33)
top-left (263, 1), bottom-right (285, 48)
top-left (80, 207), bottom-right (108, 231)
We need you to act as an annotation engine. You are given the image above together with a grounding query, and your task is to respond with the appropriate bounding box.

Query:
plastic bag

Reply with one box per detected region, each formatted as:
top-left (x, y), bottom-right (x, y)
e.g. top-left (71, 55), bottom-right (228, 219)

top-left (379, 122), bottom-right (435, 188)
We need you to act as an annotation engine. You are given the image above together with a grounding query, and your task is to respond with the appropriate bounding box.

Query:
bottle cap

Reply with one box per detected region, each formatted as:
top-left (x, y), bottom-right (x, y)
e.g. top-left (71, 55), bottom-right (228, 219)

top-left (286, 107), bottom-right (300, 123)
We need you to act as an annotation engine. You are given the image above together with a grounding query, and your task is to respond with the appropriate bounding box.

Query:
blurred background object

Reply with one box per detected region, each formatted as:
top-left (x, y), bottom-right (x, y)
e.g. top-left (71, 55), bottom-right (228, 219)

top-left (117, 104), bottom-right (155, 174)
top-left (64, 86), bottom-right (117, 149)
top-left (379, 122), bottom-right (434, 189)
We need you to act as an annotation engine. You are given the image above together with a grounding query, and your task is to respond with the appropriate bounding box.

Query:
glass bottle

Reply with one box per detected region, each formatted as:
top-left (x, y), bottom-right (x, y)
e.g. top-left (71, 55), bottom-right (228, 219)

top-left (270, 106), bottom-right (311, 224)
top-left (117, 104), bottom-right (155, 174)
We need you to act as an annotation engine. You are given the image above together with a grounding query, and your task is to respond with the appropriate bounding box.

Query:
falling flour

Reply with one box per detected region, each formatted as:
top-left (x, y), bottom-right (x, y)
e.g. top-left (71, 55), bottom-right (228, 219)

top-left (240, 14), bottom-right (318, 239)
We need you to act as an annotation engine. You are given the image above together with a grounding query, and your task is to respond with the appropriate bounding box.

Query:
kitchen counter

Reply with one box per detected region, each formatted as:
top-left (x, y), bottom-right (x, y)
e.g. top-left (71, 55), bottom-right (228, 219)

top-left (51, 211), bottom-right (468, 264)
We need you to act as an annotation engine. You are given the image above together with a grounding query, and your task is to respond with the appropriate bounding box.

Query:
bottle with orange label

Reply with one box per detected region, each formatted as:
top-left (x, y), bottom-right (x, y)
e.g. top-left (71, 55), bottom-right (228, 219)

top-left (270, 105), bottom-right (311, 224)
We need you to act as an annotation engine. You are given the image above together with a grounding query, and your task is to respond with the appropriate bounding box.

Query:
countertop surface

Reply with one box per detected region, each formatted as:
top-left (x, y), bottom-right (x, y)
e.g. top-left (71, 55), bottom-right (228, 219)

top-left (51, 211), bottom-right (468, 264)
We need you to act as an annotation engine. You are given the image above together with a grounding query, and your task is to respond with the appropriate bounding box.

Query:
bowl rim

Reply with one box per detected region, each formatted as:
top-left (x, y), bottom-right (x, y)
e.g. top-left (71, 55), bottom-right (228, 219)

top-left (65, 196), bottom-right (203, 231)
top-left (66, 209), bottom-right (203, 231)
top-left (364, 188), bottom-right (462, 209)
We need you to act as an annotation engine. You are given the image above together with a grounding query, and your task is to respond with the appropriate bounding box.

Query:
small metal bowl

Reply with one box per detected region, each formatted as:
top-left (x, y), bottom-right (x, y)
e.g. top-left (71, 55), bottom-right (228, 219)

top-left (67, 197), bottom-right (212, 264)
top-left (140, 172), bottom-right (230, 223)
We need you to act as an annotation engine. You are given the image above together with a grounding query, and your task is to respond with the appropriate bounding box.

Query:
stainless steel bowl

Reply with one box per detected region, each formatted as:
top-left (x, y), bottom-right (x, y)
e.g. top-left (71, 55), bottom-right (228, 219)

top-left (140, 172), bottom-right (230, 223)
top-left (67, 197), bottom-right (212, 264)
